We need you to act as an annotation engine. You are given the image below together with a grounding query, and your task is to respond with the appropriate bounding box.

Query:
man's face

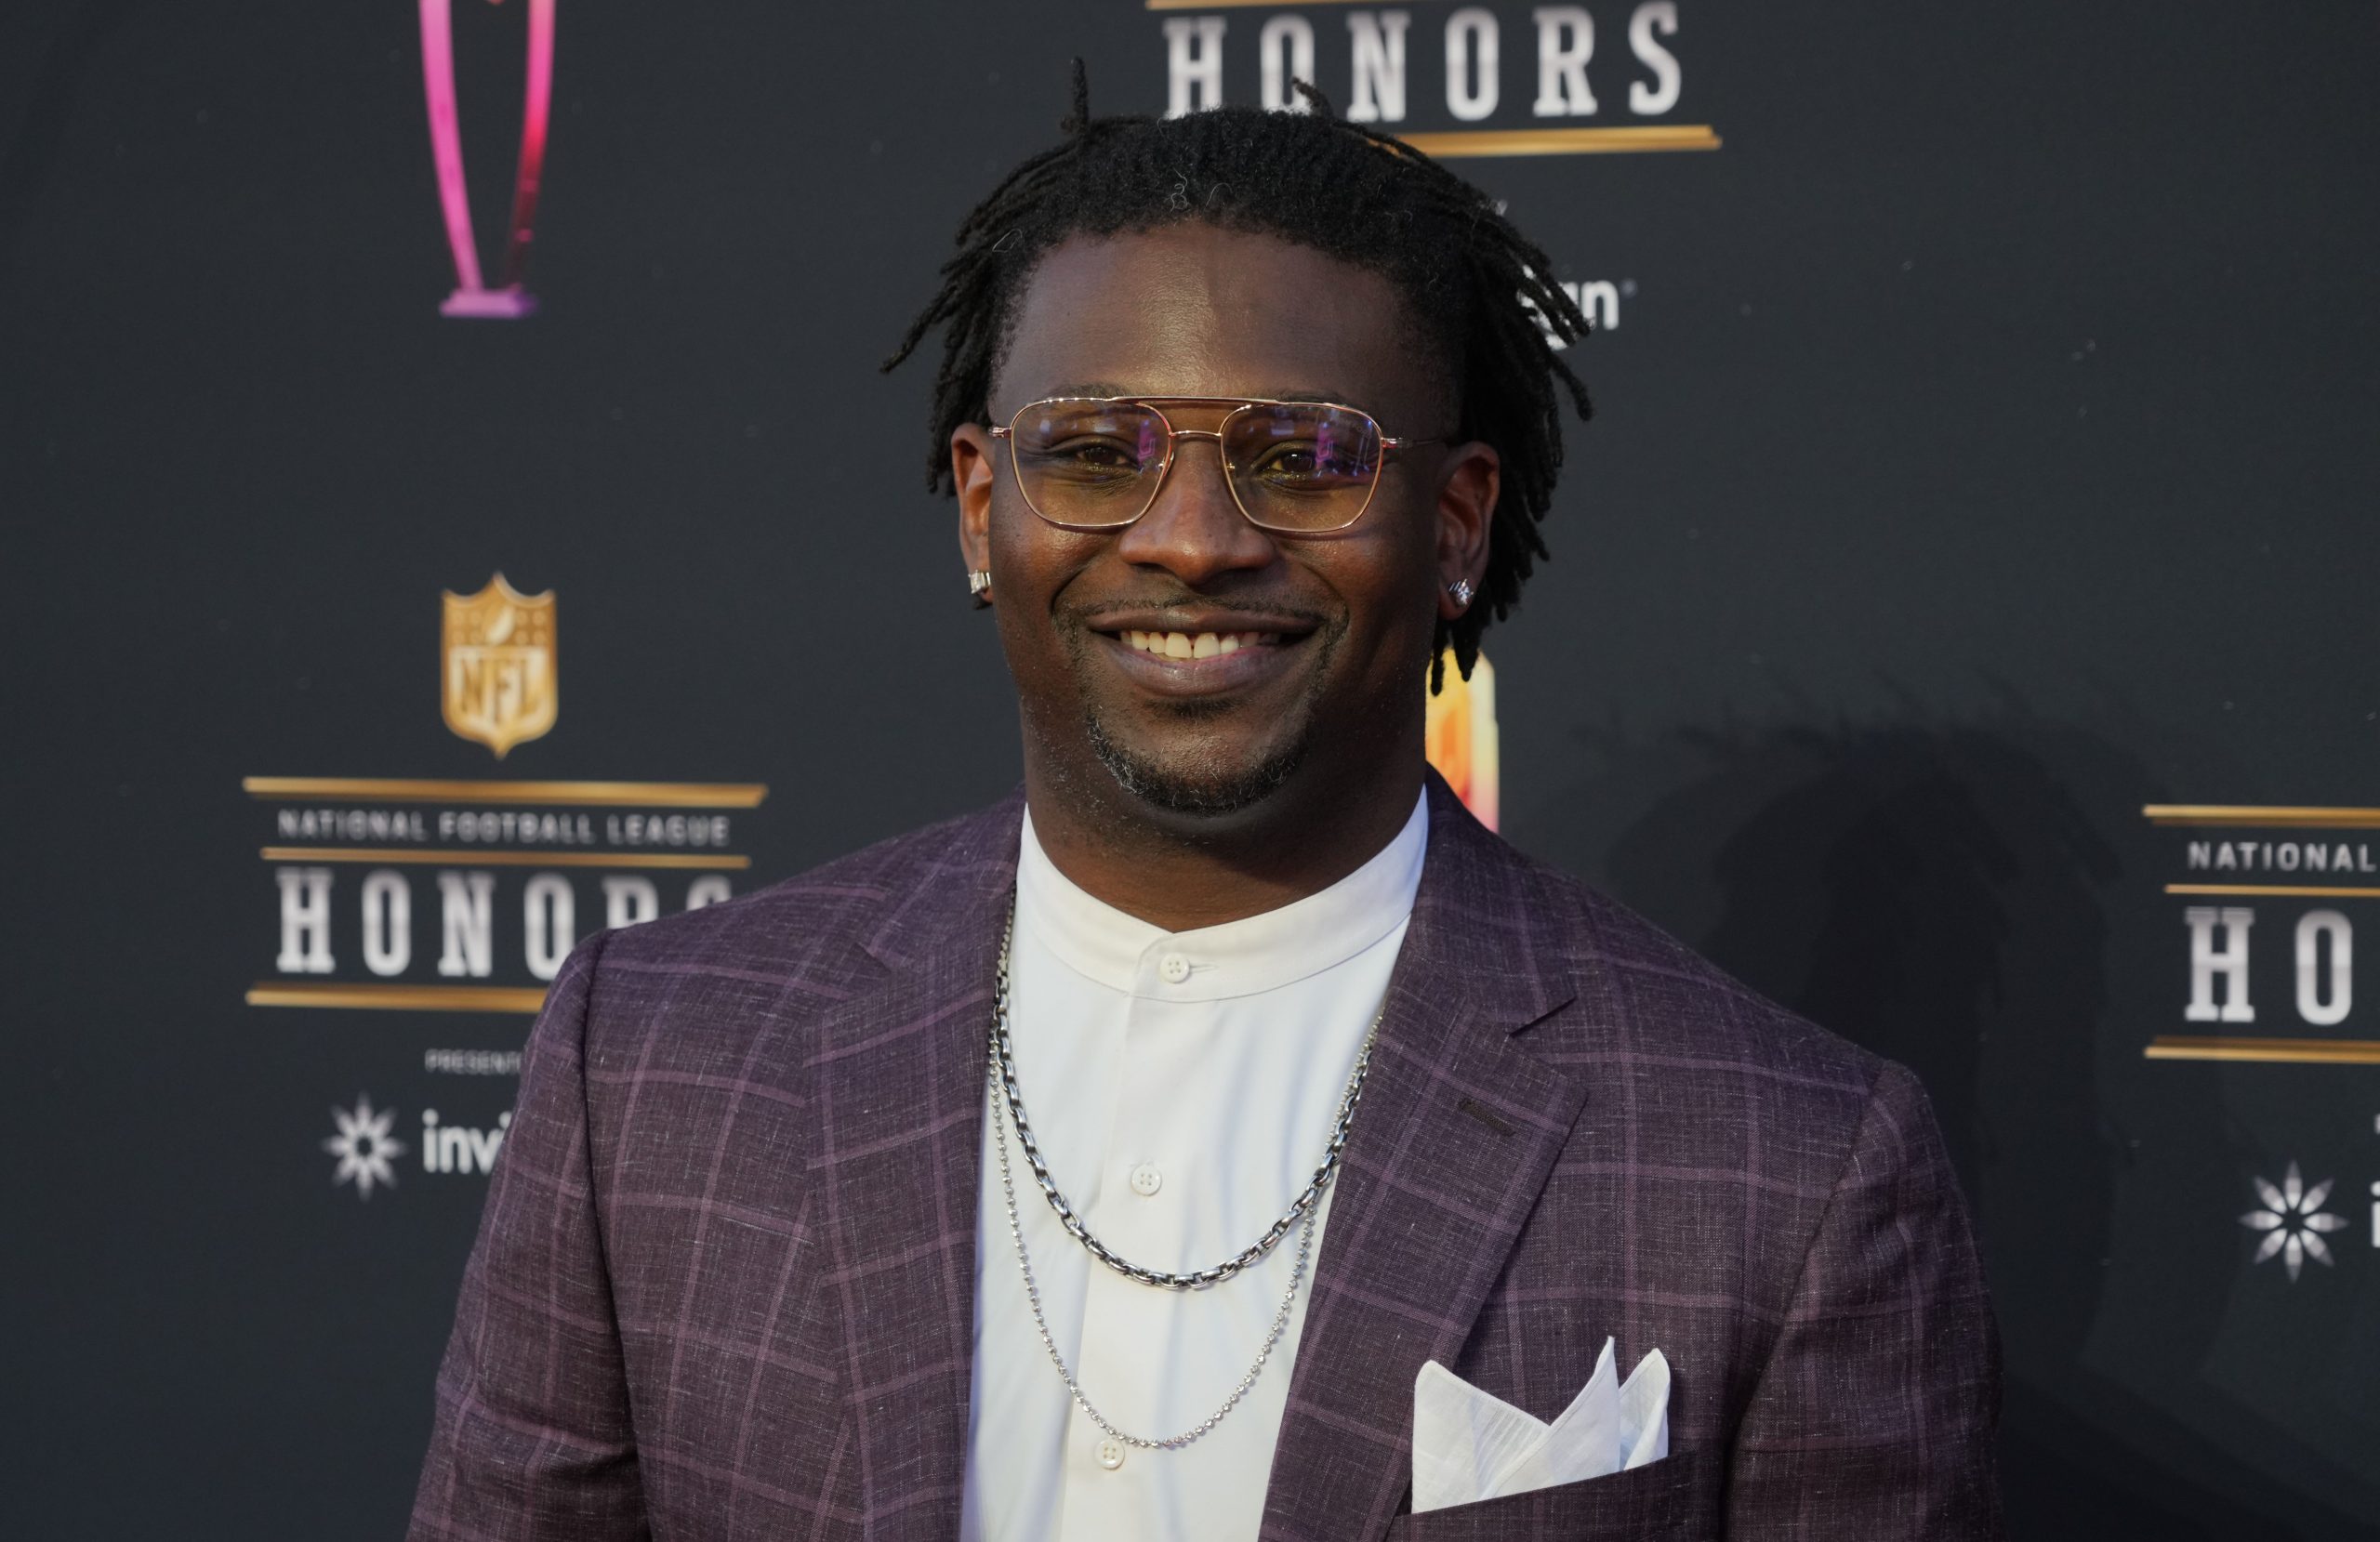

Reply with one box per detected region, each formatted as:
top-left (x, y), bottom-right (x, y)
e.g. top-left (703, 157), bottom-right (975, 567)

top-left (952, 223), bottom-right (1496, 831)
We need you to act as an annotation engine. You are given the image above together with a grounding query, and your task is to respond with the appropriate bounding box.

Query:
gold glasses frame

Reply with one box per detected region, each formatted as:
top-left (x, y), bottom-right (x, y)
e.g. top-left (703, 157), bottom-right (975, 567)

top-left (987, 395), bottom-right (1445, 534)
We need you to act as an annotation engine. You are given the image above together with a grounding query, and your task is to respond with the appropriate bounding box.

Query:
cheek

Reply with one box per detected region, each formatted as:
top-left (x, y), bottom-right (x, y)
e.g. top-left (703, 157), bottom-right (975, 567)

top-left (985, 483), bottom-right (1033, 565)
top-left (1316, 509), bottom-right (1441, 639)
top-left (987, 495), bottom-right (1072, 596)
top-left (989, 509), bottom-right (1110, 652)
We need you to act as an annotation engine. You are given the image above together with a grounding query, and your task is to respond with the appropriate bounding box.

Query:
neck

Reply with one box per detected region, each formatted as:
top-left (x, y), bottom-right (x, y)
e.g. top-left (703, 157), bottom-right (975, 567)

top-left (1020, 750), bottom-right (1427, 933)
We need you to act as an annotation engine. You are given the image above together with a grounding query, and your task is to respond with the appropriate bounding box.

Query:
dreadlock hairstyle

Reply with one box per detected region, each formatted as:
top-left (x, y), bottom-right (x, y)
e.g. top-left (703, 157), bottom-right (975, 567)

top-left (884, 61), bottom-right (1593, 691)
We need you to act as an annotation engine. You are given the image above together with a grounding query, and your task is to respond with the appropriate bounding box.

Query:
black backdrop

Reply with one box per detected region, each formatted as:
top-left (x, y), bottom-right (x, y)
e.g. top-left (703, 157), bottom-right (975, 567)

top-left (6, 2), bottom-right (2377, 1535)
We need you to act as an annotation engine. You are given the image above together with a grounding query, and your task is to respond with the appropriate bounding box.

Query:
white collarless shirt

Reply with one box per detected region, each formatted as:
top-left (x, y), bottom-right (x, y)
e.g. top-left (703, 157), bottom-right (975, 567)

top-left (959, 790), bottom-right (1430, 1542)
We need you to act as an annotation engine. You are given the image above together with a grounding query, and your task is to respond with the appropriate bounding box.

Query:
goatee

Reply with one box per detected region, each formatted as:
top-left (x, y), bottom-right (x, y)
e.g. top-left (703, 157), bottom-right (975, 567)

top-left (1082, 705), bottom-right (1306, 817)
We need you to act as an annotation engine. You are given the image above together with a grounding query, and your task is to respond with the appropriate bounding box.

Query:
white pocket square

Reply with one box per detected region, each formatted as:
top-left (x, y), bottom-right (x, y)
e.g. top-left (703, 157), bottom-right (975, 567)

top-left (1410, 1339), bottom-right (1670, 1514)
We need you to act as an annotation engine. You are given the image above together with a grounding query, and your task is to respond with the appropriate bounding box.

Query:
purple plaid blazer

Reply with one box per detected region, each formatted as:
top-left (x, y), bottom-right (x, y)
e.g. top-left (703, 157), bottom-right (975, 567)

top-left (409, 776), bottom-right (2000, 1540)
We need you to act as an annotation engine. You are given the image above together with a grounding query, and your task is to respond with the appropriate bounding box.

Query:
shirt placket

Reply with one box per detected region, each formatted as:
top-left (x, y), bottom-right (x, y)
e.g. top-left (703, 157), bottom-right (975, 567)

top-left (1057, 942), bottom-right (1208, 1540)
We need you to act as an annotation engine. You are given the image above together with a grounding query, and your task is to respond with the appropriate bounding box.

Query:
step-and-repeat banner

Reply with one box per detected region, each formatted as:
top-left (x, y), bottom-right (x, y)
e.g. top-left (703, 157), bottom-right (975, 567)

top-left (7, 2), bottom-right (2375, 1534)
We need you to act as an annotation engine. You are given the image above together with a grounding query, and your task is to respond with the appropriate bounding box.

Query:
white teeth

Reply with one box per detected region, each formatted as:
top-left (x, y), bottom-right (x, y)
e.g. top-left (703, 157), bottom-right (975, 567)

top-left (1118, 627), bottom-right (1280, 658)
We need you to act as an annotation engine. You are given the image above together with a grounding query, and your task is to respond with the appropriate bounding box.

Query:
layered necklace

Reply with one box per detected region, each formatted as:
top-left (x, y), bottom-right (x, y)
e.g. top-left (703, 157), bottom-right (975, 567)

top-left (988, 894), bottom-right (1384, 1457)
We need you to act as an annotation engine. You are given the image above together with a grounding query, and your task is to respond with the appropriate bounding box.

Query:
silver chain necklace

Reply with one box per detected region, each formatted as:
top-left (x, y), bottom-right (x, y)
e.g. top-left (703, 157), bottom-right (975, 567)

top-left (990, 896), bottom-right (1384, 1291)
top-left (990, 1066), bottom-right (1319, 1455)
top-left (987, 893), bottom-right (1384, 1456)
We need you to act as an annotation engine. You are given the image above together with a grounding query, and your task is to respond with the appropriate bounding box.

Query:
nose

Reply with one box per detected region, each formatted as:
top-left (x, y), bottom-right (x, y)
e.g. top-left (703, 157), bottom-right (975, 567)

top-left (1112, 435), bottom-right (1278, 585)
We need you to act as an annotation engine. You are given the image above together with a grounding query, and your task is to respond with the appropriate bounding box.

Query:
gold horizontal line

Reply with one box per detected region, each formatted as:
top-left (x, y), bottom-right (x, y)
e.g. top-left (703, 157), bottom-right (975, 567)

top-left (2165, 883), bottom-right (2380, 900)
top-left (244, 777), bottom-right (768, 808)
top-left (247, 982), bottom-right (548, 1013)
top-left (2145, 805), bottom-right (2380, 828)
top-left (1400, 125), bottom-right (1720, 157)
top-left (2145, 1035), bottom-right (2380, 1065)
top-left (260, 846), bottom-right (748, 870)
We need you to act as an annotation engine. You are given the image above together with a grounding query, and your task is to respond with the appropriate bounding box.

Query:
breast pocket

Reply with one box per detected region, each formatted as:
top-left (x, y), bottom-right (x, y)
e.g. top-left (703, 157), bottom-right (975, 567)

top-left (1382, 1448), bottom-right (1711, 1540)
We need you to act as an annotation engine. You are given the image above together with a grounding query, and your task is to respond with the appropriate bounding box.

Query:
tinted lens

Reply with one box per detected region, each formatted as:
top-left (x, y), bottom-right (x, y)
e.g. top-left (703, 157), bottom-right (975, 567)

top-left (1009, 401), bottom-right (1169, 527)
top-left (1223, 403), bottom-right (1384, 531)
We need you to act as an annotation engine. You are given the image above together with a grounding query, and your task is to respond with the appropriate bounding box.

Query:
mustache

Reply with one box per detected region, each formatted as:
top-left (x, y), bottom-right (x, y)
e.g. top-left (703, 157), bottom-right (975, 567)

top-left (1056, 593), bottom-right (1336, 628)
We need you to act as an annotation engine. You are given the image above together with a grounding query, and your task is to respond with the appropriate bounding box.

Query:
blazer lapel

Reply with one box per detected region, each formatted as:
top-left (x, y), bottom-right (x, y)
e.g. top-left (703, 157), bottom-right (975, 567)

top-left (1261, 779), bottom-right (1589, 1542)
top-left (809, 797), bottom-right (1020, 1541)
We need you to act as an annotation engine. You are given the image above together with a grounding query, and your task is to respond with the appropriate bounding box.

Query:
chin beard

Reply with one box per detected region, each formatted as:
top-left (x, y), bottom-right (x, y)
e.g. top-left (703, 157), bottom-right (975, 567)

top-left (1082, 705), bottom-right (1307, 818)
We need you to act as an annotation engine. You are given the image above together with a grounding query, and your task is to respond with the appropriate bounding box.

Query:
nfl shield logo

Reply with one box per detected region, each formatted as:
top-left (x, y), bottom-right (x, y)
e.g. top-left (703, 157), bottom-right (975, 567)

top-left (441, 573), bottom-right (557, 758)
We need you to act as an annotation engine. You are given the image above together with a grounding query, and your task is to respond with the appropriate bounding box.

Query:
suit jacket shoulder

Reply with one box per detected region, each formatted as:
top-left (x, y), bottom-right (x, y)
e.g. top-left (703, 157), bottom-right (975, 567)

top-left (1466, 819), bottom-right (1889, 1127)
top-left (575, 795), bottom-right (1023, 1061)
top-left (596, 795), bottom-right (1016, 974)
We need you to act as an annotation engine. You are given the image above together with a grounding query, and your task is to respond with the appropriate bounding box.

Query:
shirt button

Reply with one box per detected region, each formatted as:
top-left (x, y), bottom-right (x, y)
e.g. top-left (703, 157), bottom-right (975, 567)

top-left (1129, 1162), bottom-right (1163, 1196)
top-left (1158, 953), bottom-right (1191, 983)
top-left (1097, 1437), bottom-right (1127, 1470)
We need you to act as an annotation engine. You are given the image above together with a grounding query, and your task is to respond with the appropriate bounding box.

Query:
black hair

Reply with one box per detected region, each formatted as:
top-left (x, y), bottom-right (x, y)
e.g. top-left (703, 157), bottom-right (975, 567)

top-left (884, 62), bottom-right (1593, 688)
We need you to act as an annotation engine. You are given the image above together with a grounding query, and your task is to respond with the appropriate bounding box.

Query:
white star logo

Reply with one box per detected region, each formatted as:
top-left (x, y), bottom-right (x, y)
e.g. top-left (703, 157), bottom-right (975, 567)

top-left (324, 1096), bottom-right (406, 1200)
top-left (2240, 1162), bottom-right (2348, 1282)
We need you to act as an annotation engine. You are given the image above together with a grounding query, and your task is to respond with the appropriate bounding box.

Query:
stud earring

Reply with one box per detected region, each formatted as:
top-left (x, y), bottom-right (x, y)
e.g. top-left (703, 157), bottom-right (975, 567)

top-left (967, 570), bottom-right (993, 608)
top-left (1447, 578), bottom-right (1475, 608)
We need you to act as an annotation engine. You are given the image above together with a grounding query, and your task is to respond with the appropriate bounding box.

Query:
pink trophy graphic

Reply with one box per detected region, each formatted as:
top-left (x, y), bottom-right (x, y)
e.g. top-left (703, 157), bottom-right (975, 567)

top-left (418, 0), bottom-right (555, 318)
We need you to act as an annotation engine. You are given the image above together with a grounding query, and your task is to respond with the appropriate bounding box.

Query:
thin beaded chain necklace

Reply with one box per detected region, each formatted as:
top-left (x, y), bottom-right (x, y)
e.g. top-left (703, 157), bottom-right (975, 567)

top-left (988, 892), bottom-right (1384, 1459)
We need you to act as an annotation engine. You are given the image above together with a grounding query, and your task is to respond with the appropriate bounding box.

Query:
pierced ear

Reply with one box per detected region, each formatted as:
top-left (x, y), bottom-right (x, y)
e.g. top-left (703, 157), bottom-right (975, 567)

top-left (1435, 441), bottom-right (1499, 618)
top-left (952, 422), bottom-right (997, 576)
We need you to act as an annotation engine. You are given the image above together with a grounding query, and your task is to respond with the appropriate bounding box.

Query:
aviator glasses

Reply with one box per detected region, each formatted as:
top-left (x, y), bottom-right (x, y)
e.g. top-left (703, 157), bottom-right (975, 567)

top-left (989, 396), bottom-right (1443, 535)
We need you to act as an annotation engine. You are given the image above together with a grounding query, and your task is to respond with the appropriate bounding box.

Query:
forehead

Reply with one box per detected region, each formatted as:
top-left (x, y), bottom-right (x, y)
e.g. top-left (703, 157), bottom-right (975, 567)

top-left (993, 224), bottom-right (1440, 428)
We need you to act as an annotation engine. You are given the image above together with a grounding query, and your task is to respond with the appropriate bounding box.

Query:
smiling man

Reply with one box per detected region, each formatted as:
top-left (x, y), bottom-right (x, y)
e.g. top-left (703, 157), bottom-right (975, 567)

top-left (410, 77), bottom-right (2000, 1542)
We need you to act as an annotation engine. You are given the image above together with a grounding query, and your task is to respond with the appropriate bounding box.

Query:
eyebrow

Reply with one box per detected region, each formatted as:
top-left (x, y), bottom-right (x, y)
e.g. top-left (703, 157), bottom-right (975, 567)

top-left (1033, 384), bottom-right (1352, 405)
